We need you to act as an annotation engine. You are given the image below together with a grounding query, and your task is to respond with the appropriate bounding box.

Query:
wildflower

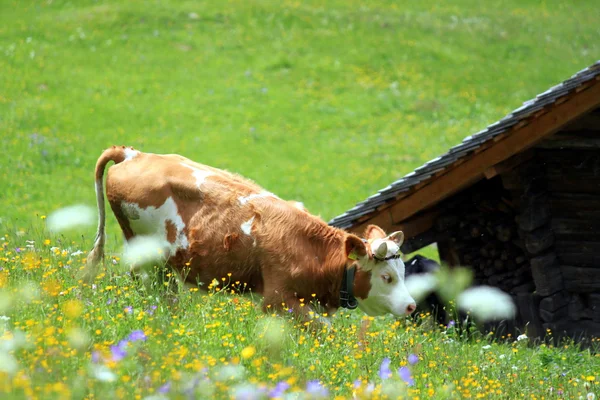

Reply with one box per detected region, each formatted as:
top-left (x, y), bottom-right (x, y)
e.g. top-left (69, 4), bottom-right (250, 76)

top-left (232, 384), bottom-right (263, 400)
top-left (241, 346), bottom-right (256, 359)
top-left (269, 381), bottom-right (289, 398)
top-left (158, 382), bottom-right (171, 394)
top-left (408, 354), bottom-right (419, 365)
top-left (353, 379), bottom-right (362, 389)
top-left (482, 345), bottom-right (492, 350)
top-left (15, 247), bottom-right (21, 253)
top-left (67, 327), bottom-right (89, 350)
top-left (457, 285), bottom-right (516, 322)
top-left (91, 351), bottom-right (101, 363)
top-left (0, 316), bottom-right (9, 322)
top-left (71, 250), bottom-right (84, 256)
top-left (46, 204), bottom-right (95, 232)
top-left (379, 357), bottom-right (392, 379)
top-left (128, 330), bottom-right (146, 342)
top-left (0, 352), bottom-right (18, 375)
top-left (306, 380), bottom-right (328, 398)
top-left (447, 320), bottom-right (455, 328)
top-left (398, 367), bottom-right (414, 386)
top-left (91, 364), bottom-right (117, 382)
top-left (405, 273), bottom-right (437, 302)
top-left (122, 235), bottom-right (169, 266)
top-left (110, 340), bottom-right (128, 362)
top-left (215, 365), bottom-right (245, 381)
top-left (124, 306), bottom-right (133, 314)
top-left (588, 393), bottom-right (596, 400)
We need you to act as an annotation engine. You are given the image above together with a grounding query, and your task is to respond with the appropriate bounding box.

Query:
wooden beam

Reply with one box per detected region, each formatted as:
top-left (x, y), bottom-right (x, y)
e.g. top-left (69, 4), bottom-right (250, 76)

top-left (363, 81), bottom-right (600, 226)
top-left (483, 149), bottom-right (535, 179)
top-left (350, 208), bottom-right (438, 239)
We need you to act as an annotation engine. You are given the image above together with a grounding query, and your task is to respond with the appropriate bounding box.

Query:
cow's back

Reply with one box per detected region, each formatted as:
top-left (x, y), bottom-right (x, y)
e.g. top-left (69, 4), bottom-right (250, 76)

top-left (104, 151), bottom-right (294, 292)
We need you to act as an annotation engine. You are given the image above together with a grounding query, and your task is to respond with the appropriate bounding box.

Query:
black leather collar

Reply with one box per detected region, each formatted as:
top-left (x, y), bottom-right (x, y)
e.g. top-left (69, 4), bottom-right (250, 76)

top-left (340, 265), bottom-right (358, 309)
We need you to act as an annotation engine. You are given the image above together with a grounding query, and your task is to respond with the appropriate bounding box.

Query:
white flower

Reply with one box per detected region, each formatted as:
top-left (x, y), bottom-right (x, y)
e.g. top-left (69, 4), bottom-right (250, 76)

top-left (588, 393), bottom-right (596, 400)
top-left (122, 235), bottom-right (169, 266)
top-left (0, 316), bottom-right (9, 321)
top-left (46, 204), bottom-right (95, 233)
top-left (70, 250), bottom-right (84, 256)
top-left (499, 354), bottom-right (506, 359)
top-left (457, 286), bottom-right (516, 322)
top-left (91, 364), bottom-right (116, 382)
top-left (214, 365), bottom-right (245, 382)
top-left (517, 334), bottom-right (528, 341)
top-left (0, 352), bottom-right (18, 375)
top-left (50, 246), bottom-right (60, 252)
top-left (405, 273), bottom-right (438, 302)
top-left (482, 345), bottom-right (491, 350)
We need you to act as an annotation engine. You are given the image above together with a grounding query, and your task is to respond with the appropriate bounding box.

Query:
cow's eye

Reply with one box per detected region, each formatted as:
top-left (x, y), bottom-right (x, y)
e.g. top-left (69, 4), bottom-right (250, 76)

top-left (381, 274), bottom-right (392, 284)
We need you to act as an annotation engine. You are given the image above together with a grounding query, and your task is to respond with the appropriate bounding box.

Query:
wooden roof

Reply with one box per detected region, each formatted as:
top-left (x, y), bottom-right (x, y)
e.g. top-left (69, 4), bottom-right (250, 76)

top-left (329, 61), bottom-right (600, 237)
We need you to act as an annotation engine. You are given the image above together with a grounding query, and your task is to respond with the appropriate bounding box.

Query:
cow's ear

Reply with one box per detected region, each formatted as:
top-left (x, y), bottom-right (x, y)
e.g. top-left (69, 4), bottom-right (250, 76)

top-left (363, 225), bottom-right (387, 241)
top-left (345, 234), bottom-right (367, 261)
top-left (387, 231), bottom-right (405, 247)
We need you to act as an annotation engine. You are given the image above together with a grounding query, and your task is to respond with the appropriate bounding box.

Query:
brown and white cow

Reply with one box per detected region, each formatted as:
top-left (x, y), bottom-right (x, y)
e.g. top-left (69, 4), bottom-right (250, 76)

top-left (84, 146), bottom-right (417, 321)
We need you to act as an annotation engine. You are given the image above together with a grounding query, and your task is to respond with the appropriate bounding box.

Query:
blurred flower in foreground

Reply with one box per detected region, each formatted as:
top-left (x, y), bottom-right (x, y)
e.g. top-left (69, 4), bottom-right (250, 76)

top-left (405, 273), bottom-right (437, 303)
top-left (46, 204), bottom-right (95, 233)
top-left (122, 235), bottom-right (169, 266)
top-left (305, 380), bottom-right (328, 398)
top-left (457, 285), bottom-right (516, 322)
top-left (379, 357), bottom-right (392, 379)
top-left (398, 367), bottom-right (414, 386)
top-left (408, 354), bottom-right (419, 365)
top-left (90, 364), bottom-right (116, 382)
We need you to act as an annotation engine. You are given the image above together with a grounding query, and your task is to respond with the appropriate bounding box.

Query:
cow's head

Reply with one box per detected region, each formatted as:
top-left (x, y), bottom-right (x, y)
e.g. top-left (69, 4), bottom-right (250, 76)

top-left (345, 225), bottom-right (416, 316)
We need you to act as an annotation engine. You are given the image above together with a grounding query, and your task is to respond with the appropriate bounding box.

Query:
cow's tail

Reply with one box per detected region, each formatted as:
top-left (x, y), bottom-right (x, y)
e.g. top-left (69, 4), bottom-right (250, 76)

top-left (82, 146), bottom-right (130, 282)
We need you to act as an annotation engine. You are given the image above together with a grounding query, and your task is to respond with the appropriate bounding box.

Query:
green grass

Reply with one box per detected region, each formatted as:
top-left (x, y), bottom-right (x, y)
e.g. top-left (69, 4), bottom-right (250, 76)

top-left (0, 0), bottom-right (599, 398)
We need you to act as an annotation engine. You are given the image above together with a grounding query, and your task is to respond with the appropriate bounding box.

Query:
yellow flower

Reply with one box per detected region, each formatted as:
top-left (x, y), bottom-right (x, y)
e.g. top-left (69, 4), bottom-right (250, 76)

top-left (241, 346), bottom-right (256, 359)
top-left (62, 299), bottom-right (84, 318)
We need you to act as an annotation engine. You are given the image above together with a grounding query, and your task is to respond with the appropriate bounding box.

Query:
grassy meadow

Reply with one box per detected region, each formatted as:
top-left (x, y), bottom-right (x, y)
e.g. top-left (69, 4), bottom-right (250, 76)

top-left (1, 0), bottom-right (599, 398)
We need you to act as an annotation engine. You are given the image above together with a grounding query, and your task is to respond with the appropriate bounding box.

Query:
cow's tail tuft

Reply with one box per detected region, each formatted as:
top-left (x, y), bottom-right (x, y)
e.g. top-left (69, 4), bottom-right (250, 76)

top-left (81, 146), bottom-right (130, 282)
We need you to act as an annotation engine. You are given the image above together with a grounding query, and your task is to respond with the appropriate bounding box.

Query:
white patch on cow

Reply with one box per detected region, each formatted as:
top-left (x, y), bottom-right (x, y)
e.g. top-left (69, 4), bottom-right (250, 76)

top-left (238, 191), bottom-right (279, 205)
top-left (180, 163), bottom-right (213, 188)
top-left (241, 216), bottom-right (255, 236)
top-left (121, 197), bottom-right (188, 255)
top-left (354, 239), bottom-right (416, 317)
top-left (292, 201), bottom-right (305, 211)
top-left (124, 148), bottom-right (140, 161)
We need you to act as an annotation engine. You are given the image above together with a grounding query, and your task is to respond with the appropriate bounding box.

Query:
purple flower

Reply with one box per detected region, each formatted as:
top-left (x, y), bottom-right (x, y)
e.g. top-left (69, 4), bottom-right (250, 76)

top-left (408, 354), bottom-right (419, 365)
top-left (15, 247), bottom-right (21, 253)
top-left (447, 320), bottom-right (455, 328)
top-left (353, 379), bottom-right (362, 389)
top-left (91, 351), bottom-right (101, 363)
top-left (158, 381), bottom-right (171, 394)
top-left (398, 367), bottom-right (415, 386)
top-left (128, 330), bottom-right (146, 342)
top-left (306, 380), bottom-right (328, 397)
top-left (110, 340), bottom-right (128, 362)
top-left (269, 381), bottom-right (289, 398)
top-left (378, 357), bottom-right (392, 380)
top-left (124, 306), bottom-right (133, 314)
top-left (106, 298), bottom-right (113, 305)
top-left (147, 305), bottom-right (158, 315)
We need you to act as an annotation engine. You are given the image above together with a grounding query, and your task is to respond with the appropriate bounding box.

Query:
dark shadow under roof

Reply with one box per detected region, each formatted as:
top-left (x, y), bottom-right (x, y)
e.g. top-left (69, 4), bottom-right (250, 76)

top-left (329, 61), bottom-right (600, 229)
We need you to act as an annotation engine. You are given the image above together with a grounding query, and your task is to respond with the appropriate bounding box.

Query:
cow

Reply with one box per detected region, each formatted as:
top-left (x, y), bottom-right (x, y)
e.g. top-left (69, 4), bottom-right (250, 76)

top-left (84, 146), bottom-right (417, 323)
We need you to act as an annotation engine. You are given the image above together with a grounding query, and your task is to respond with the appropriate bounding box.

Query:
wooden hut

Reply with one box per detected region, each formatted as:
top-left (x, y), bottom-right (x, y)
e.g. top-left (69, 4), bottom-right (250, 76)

top-left (329, 61), bottom-right (600, 340)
